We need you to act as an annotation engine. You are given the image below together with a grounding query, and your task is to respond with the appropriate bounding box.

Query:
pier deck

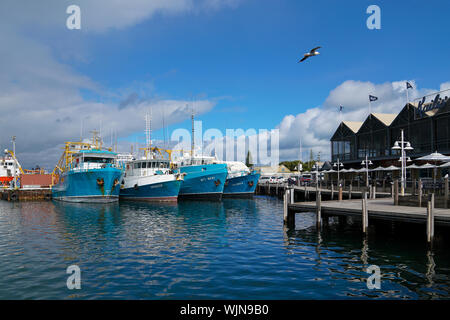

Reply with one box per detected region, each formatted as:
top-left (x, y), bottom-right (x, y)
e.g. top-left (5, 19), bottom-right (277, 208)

top-left (289, 198), bottom-right (450, 226)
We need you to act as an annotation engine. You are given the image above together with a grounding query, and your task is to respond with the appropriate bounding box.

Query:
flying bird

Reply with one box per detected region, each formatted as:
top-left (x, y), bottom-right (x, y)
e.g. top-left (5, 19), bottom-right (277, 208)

top-left (298, 46), bottom-right (321, 63)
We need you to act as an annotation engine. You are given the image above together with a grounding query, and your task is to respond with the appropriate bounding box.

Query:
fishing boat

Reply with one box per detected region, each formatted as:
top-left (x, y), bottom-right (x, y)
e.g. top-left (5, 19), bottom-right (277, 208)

top-left (119, 157), bottom-right (183, 201)
top-left (221, 161), bottom-right (260, 197)
top-left (172, 153), bottom-right (228, 200)
top-left (119, 112), bottom-right (183, 201)
top-left (51, 132), bottom-right (123, 203)
top-left (0, 149), bottom-right (22, 189)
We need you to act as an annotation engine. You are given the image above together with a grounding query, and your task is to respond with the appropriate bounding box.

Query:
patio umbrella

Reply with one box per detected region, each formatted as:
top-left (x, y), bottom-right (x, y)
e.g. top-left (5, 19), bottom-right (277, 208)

top-left (406, 164), bottom-right (421, 169)
top-left (370, 166), bottom-right (385, 171)
top-left (419, 162), bottom-right (438, 185)
top-left (383, 165), bottom-right (400, 171)
top-left (416, 151), bottom-right (450, 162)
top-left (440, 162), bottom-right (450, 168)
top-left (419, 163), bottom-right (435, 169)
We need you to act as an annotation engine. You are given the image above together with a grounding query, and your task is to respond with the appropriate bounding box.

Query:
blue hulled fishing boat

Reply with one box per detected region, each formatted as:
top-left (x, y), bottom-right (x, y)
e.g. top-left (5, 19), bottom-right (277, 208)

top-left (221, 161), bottom-right (260, 197)
top-left (173, 154), bottom-right (228, 200)
top-left (52, 134), bottom-right (123, 203)
top-left (119, 157), bottom-right (183, 202)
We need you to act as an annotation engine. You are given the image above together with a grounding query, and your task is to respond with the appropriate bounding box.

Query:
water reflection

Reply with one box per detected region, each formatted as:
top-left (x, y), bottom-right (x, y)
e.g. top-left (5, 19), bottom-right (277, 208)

top-left (1, 198), bottom-right (450, 299)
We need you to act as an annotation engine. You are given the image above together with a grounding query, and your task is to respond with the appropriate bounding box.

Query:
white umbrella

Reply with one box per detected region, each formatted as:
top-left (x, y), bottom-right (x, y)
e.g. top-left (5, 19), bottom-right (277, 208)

top-left (370, 166), bottom-right (385, 171)
top-left (419, 163), bottom-right (435, 169)
top-left (416, 151), bottom-right (450, 162)
top-left (407, 164), bottom-right (421, 169)
top-left (383, 165), bottom-right (400, 171)
top-left (346, 168), bottom-right (357, 172)
top-left (440, 162), bottom-right (450, 168)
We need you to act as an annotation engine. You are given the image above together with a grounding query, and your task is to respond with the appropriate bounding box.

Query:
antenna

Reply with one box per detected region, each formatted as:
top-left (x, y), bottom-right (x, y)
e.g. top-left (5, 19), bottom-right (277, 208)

top-left (162, 107), bottom-right (166, 148)
top-left (191, 102), bottom-right (195, 158)
top-left (145, 108), bottom-right (152, 159)
top-left (80, 119), bottom-right (83, 142)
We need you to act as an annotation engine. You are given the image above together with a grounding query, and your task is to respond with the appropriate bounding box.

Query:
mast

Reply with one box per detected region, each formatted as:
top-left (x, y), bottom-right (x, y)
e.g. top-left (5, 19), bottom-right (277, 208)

top-left (190, 103), bottom-right (195, 159)
top-left (145, 108), bottom-right (152, 159)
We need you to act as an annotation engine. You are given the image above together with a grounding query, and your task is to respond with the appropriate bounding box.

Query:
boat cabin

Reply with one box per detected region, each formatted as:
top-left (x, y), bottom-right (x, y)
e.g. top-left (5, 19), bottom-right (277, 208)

top-left (124, 159), bottom-right (172, 177)
top-left (70, 150), bottom-right (118, 171)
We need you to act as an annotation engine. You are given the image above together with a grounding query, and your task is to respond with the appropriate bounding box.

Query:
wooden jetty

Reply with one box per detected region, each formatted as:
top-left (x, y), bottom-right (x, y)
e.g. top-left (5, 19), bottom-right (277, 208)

top-left (1, 188), bottom-right (52, 201)
top-left (283, 185), bottom-right (448, 245)
top-left (257, 182), bottom-right (392, 201)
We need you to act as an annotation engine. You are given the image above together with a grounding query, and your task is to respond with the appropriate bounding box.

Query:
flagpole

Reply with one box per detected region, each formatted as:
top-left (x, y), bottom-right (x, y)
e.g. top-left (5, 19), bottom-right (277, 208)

top-left (369, 100), bottom-right (372, 114)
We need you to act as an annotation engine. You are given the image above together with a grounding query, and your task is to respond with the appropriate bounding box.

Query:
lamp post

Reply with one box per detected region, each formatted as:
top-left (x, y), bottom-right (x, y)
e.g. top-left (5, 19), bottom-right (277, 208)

top-left (333, 158), bottom-right (344, 187)
top-left (295, 162), bottom-right (302, 186)
top-left (12, 136), bottom-right (16, 189)
top-left (312, 162), bottom-right (320, 187)
top-left (392, 129), bottom-right (413, 196)
top-left (361, 154), bottom-right (373, 188)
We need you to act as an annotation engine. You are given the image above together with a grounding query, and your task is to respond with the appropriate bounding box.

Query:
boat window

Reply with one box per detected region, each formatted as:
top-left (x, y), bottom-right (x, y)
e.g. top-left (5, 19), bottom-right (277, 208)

top-left (142, 162), bottom-right (147, 169)
top-left (134, 162), bottom-right (139, 169)
top-left (83, 157), bottom-right (113, 164)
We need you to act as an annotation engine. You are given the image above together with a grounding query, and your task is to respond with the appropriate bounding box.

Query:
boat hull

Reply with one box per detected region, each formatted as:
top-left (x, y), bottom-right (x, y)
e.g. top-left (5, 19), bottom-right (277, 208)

top-left (120, 176), bottom-right (182, 202)
top-left (223, 173), bottom-right (260, 197)
top-left (52, 167), bottom-right (122, 203)
top-left (178, 164), bottom-right (228, 200)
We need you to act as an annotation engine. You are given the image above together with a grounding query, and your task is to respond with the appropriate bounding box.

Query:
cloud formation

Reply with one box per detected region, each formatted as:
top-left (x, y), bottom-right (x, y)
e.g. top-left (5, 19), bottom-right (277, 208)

top-left (0, 1), bottom-right (230, 169)
top-left (274, 80), bottom-right (449, 162)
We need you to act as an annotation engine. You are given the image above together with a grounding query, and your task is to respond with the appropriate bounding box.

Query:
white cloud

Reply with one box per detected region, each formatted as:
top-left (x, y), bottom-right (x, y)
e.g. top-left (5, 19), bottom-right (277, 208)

top-left (273, 80), bottom-right (449, 162)
top-left (0, 0), bottom-right (242, 32)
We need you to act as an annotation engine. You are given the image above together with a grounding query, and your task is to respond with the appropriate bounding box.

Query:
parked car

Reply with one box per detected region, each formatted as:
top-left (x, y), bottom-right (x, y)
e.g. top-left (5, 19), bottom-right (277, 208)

top-left (269, 176), bottom-right (277, 183)
top-left (276, 176), bottom-right (285, 183)
top-left (300, 174), bottom-right (312, 184)
top-left (259, 176), bottom-right (270, 184)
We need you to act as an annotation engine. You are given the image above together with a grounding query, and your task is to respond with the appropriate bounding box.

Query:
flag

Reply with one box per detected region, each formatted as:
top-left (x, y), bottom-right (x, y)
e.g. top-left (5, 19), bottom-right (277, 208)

top-left (339, 105), bottom-right (343, 111)
top-left (369, 95), bottom-right (378, 102)
top-left (406, 81), bottom-right (413, 89)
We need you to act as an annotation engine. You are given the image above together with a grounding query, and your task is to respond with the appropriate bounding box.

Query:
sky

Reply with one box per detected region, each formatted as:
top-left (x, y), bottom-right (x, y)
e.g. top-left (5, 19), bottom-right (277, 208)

top-left (0, 0), bottom-right (449, 169)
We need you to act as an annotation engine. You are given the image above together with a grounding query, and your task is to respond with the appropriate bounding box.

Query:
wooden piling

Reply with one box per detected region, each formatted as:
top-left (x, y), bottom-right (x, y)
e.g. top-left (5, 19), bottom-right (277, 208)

top-left (445, 177), bottom-right (449, 209)
top-left (290, 187), bottom-right (294, 204)
top-left (427, 194), bottom-right (435, 244)
top-left (419, 179), bottom-right (423, 207)
top-left (331, 184), bottom-right (334, 200)
top-left (362, 191), bottom-right (368, 234)
top-left (338, 186), bottom-right (343, 201)
top-left (373, 185), bottom-right (376, 199)
top-left (316, 190), bottom-right (322, 228)
top-left (394, 179), bottom-right (399, 205)
top-left (349, 184), bottom-right (352, 200)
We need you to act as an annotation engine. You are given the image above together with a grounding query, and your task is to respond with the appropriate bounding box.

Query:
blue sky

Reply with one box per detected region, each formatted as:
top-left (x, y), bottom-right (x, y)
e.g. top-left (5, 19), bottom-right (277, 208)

top-left (67, 0), bottom-right (450, 133)
top-left (1, 0), bottom-right (450, 168)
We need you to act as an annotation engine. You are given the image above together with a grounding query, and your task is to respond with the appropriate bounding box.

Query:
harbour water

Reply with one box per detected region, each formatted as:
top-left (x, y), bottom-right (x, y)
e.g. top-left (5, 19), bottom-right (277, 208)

top-left (0, 196), bottom-right (449, 299)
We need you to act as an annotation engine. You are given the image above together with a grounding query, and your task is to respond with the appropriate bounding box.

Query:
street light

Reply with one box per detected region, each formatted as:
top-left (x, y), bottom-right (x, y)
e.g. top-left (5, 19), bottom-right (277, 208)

top-left (361, 155), bottom-right (373, 188)
top-left (312, 162), bottom-right (320, 187)
top-left (294, 162), bottom-right (303, 186)
top-left (333, 158), bottom-right (344, 187)
top-left (392, 129), bottom-right (413, 196)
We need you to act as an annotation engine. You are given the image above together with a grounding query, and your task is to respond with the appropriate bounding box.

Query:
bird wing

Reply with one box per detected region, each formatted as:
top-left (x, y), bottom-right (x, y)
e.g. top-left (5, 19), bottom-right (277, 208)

top-left (310, 46), bottom-right (321, 53)
top-left (298, 55), bottom-right (309, 62)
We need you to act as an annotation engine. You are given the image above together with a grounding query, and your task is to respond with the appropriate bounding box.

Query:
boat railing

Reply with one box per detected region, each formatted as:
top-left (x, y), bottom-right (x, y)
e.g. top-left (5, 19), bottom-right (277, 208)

top-left (69, 162), bottom-right (122, 172)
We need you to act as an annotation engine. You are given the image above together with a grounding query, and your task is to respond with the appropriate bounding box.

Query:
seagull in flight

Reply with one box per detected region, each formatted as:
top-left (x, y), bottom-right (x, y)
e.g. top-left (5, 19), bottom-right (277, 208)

top-left (298, 46), bottom-right (321, 63)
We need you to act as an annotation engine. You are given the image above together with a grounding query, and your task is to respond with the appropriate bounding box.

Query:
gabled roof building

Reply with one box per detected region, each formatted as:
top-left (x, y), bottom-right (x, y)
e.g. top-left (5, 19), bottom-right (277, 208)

top-left (330, 91), bottom-right (450, 165)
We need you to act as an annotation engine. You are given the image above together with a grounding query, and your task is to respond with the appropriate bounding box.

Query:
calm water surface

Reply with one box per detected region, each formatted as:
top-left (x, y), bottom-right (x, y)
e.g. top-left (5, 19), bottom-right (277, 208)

top-left (0, 196), bottom-right (449, 299)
